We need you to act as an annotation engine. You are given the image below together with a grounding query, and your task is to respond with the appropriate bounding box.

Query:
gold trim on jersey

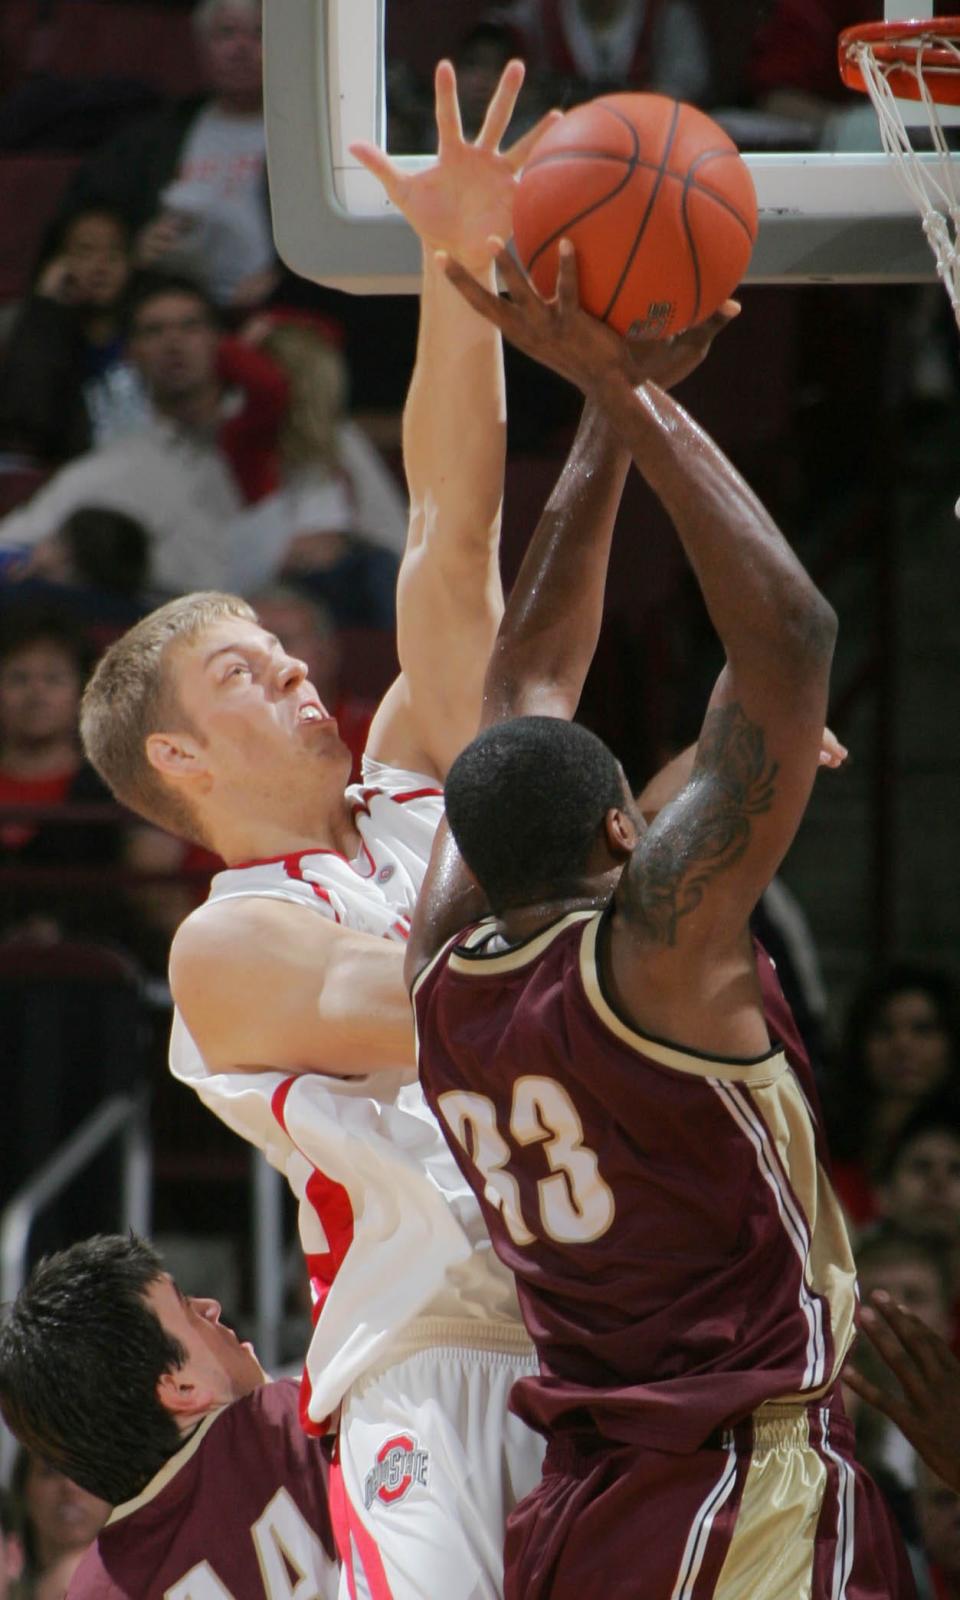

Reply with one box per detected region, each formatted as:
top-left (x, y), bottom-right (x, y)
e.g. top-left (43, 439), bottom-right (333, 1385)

top-left (578, 916), bottom-right (789, 1086)
top-left (445, 911), bottom-right (596, 977)
top-left (106, 1406), bottom-right (226, 1524)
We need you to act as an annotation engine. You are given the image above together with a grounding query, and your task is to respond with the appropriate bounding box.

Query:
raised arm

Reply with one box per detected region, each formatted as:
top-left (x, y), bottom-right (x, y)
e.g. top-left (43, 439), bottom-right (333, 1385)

top-left (354, 62), bottom-right (559, 780)
top-left (405, 249), bottom-right (734, 981)
top-left (441, 245), bottom-right (836, 1056)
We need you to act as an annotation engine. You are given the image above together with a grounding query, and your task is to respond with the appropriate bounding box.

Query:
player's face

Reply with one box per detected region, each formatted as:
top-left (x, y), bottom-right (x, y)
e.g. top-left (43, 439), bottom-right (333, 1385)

top-left (856, 1259), bottom-right (951, 1341)
top-left (864, 988), bottom-right (952, 1100)
top-left (146, 1275), bottom-right (267, 1405)
top-left (882, 1130), bottom-right (960, 1241)
top-left (168, 618), bottom-right (351, 792)
top-left (22, 1457), bottom-right (109, 1557)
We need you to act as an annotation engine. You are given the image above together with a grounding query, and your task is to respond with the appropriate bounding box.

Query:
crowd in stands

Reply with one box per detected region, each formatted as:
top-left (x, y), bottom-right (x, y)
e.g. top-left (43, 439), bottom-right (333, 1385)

top-left (0, 2), bottom-right (957, 1595)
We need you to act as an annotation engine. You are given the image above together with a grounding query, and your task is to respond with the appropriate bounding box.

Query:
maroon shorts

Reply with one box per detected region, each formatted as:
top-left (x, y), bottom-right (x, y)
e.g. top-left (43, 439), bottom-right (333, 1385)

top-left (505, 1404), bottom-right (917, 1600)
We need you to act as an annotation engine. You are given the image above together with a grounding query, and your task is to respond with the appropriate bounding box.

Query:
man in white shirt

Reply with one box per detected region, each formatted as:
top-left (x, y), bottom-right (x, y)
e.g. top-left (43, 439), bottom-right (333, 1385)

top-left (0, 277), bottom-right (276, 594)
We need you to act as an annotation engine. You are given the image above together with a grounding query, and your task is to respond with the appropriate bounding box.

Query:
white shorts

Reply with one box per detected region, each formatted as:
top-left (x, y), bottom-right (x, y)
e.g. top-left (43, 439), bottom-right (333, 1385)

top-left (330, 1321), bottom-right (544, 1600)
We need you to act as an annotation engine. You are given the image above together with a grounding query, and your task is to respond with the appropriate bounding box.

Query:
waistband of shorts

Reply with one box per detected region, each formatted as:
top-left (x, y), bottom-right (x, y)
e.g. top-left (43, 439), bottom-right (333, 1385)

top-left (544, 1393), bottom-right (851, 1476)
top-left (378, 1316), bottom-right (537, 1363)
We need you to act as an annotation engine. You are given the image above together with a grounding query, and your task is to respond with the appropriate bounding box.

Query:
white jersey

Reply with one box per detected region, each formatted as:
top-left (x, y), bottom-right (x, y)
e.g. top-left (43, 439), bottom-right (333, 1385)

top-left (169, 760), bottom-right (525, 1431)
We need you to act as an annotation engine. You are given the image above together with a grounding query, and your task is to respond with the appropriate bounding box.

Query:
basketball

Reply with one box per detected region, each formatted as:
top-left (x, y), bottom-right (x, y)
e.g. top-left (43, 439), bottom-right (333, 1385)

top-left (512, 94), bottom-right (758, 338)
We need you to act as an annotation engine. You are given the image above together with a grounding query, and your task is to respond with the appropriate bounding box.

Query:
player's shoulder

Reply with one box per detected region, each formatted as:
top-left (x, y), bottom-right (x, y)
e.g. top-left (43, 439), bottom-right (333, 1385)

top-left (355, 756), bottom-right (443, 807)
top-left (169, 894), bottom-right (340, 1000)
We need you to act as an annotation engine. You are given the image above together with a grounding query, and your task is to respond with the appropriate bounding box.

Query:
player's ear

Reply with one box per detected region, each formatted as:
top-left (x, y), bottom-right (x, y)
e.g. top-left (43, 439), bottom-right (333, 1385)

top-left (145, 731), bottom-right (205, 781)
top-left (156, 1369), bottom-right (215, 1420)
top-left (603, 807), bottom-right (638, 858)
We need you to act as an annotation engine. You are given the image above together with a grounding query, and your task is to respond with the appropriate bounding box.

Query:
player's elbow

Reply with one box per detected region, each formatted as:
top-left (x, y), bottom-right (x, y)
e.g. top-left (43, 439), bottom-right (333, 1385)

top-left (774, 588), bottom-right (838, 677)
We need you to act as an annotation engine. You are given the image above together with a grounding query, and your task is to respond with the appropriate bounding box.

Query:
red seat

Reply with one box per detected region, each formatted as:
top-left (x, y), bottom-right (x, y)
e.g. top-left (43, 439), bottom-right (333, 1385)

top-left (0, 1), bottom-right (204, 100)
top-left (0, 154), bottom-right (80, 301)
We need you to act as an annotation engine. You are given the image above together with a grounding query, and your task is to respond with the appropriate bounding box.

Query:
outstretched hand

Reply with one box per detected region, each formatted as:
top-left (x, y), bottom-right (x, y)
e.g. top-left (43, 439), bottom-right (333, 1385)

top-left (844, 1291), bottom-right (960, 1492)
top-left (442, 240), bottom-right (739, 397)
top-left (351, 60), bottom-right (561, 276)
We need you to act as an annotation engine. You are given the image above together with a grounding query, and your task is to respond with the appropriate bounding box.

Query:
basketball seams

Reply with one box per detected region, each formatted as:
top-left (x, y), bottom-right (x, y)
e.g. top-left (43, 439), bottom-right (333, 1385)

top-left (527, 103), bottom-right (640, 276)
top-left (524, 147), bottom-right (756, 244)
top-left (602, 97), bottom-right (681, 326)
top-left (515, 96), bottom-right (756, 334)
top-left (682, 149), bottom-right (758, 244)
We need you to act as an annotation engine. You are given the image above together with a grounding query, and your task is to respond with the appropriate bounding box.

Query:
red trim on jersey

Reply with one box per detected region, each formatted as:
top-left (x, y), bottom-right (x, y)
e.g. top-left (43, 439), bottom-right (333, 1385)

top-left (329, 1457), bottom-right (395, 1600)
top-left (230, 847), bottom-right (347, 871)
top-left (270, 1078), bottom-right (355, 1437)
top-left (389, 787), bottom-right (443, 804)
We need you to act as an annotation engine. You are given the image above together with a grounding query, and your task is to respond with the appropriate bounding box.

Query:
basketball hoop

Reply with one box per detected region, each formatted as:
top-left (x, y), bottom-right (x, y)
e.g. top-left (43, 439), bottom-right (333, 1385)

top-left (839, 19), bottom-right (960, 321)
top-left (840, 18), bottom-right (960, 513)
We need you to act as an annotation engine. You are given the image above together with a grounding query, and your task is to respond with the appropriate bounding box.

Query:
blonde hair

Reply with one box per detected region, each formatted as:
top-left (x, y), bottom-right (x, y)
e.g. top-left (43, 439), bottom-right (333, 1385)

top-left (260, 324), bottom-right (347, 474)
top-left (80, 592), bottom-right (255, 842)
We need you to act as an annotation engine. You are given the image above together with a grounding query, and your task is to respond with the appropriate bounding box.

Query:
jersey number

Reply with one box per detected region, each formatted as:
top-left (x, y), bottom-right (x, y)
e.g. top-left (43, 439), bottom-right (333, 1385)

top-left (438, 1077), bottom-right (615, 1246)
top-left (165, 1488), bottom-right (332, 1600)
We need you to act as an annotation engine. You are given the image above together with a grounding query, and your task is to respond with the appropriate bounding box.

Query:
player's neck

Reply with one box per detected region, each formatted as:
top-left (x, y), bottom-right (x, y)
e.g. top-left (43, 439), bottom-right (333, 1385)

top-left (496, 891), bottom-right (609, 947)
top-left (208, 790), bottom-right (361, 868)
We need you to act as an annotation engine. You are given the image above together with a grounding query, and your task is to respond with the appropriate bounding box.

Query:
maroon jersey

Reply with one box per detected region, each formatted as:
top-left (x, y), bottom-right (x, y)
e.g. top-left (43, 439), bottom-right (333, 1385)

top-left (69, 1380), bottom-right (338, 1600)
top-left (414, 911), bottom-right (856, 1455)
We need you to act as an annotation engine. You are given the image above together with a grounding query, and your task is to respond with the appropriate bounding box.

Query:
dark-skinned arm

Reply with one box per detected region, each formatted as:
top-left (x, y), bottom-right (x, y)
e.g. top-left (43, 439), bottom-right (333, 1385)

top-left (441, 245), bottom-right (837, 1057)
top-left (404, 252), bottom-right (736, 986)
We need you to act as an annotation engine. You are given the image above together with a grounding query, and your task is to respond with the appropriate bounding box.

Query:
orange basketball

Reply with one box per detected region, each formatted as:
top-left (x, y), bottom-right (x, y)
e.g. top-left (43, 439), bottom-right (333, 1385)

top-left (513, 94), bottom-right (758, 338)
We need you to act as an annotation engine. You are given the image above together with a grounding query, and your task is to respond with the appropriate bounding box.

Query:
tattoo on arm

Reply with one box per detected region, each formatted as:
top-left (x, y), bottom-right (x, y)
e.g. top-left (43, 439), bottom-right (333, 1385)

top-left (628, 704), bottom-right (778, 944)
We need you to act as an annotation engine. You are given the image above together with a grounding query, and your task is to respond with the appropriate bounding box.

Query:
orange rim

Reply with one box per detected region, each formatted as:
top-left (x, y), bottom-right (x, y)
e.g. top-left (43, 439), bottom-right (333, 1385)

top-left (839, 17), bottom-right (960, 104)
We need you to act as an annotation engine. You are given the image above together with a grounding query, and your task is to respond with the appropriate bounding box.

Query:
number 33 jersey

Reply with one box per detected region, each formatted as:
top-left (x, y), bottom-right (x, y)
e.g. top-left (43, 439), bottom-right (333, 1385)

top-left (413, 909), bottom-right (858, 1455)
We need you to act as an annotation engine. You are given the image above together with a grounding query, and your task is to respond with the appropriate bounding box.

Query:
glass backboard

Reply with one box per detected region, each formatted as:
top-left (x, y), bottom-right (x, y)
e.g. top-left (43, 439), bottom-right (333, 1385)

top-left (264, 0), bottom-right (960, 293)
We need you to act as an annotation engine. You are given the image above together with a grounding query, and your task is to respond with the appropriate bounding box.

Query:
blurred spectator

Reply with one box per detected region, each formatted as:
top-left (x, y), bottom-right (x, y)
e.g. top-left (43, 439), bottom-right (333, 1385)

top-left (850, 1232), bottom-right (954, 1580)
top-left (749, 0), bottom-right (883, 147)
top-left (226, 318), bottom-right (404, 618)
top-left (0, 276), bottom-right (289, 595)
top-left (916, 1464), bottom-right (960, 1599)
top-left (452, 17), bottom-right (547, 142)
top-left (827, 964), bottom-right (960, 1228)
top-left (9, 1451), bottom-right (107, 1600)
top-left (24, 506), bottom-right (151, 602)
top-left (877, 1098), bottom-right (960, 1323)
top-left (508, 0), bottom-right (712, 105)
top-left (0, 1493), bottom-right (24, 1600)
top-left (0, 206), bottom-right (146, 469)
top-left (59, 0), bottom-right (276, 312)
top-left (857, 1231), bottom-right (954, 1342)
top-left (0, 610), bottom-right (124, 942)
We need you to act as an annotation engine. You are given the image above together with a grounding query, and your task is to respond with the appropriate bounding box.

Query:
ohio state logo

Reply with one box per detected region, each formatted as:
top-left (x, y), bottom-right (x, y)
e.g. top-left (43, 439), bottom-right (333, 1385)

top-left (363, 1433), bottom-right (429, 1510)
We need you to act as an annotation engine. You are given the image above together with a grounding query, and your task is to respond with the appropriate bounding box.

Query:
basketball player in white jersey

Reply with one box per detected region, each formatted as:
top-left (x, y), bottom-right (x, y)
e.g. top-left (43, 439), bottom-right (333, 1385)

top-left (80, 63), bottom-right (564, 1600)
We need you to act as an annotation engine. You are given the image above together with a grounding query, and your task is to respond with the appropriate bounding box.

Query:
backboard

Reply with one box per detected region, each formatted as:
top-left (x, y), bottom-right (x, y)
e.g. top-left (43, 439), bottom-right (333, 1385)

top-left (264, 0), bottom-right (960, 294)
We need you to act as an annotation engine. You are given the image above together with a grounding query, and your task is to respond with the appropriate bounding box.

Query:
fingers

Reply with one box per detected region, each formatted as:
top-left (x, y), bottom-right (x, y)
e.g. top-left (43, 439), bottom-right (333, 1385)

top-left (434, 60), bottom-right (464, 154)
top-left (504, 107), bottom-right (565, 173)
top-left (494, 242), bottom-right (540, 307)
top-left (350, 141), bottom-right (404, 205)
top-left (554, 239), bottom-right (580, 311)
top-left (819, 726), bottom-right (849, 768)
top-left (866, 1292), bottom-right (957, 1388)
top-left (440, 252), bottom-right (510, 329)
top-left (475, 58), bottom-right (525, 152)
top-left (843, 1362), bottom-right (913, 1433)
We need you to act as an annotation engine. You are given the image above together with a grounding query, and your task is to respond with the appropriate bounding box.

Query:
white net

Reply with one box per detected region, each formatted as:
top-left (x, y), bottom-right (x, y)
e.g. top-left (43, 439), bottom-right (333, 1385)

top-left (847, 30), bottom-right (960, 325)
